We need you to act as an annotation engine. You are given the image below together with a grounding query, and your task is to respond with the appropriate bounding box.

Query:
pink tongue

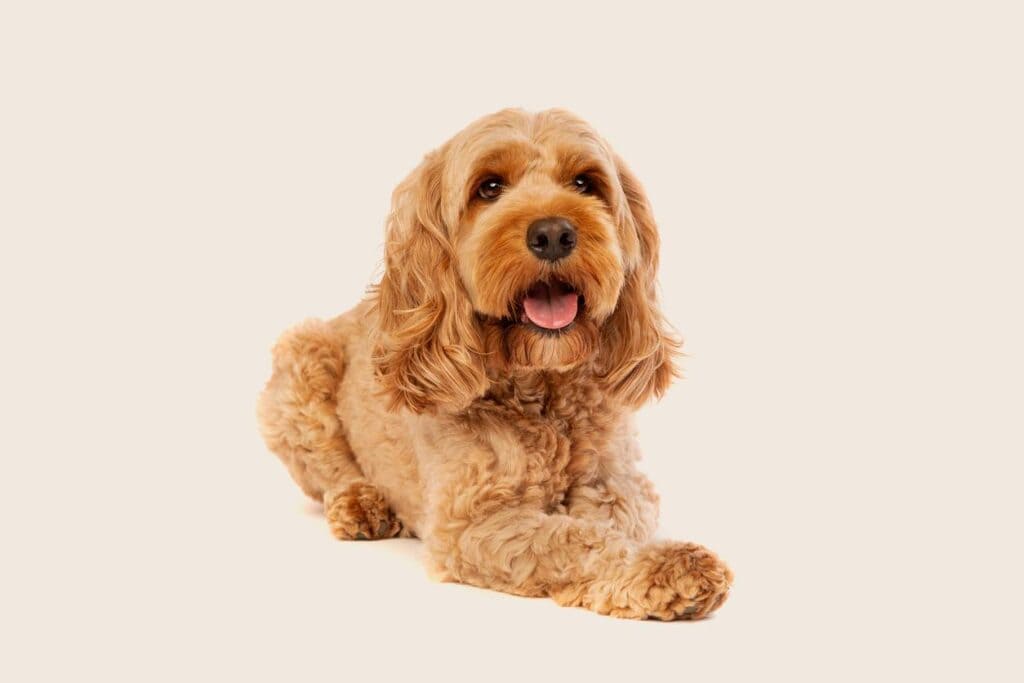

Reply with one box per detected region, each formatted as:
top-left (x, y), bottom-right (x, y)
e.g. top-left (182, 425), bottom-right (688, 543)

top-left (522, 282), bottom-right (578, 330)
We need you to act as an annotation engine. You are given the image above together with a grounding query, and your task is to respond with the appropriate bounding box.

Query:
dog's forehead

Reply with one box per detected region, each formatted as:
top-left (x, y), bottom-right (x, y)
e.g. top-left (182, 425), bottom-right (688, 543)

top-left (448, 110), bottom-right (610, 180)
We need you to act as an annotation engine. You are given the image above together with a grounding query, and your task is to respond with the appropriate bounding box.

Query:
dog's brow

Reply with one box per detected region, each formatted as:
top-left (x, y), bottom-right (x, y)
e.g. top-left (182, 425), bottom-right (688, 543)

top-left (468, 140), bottom-right (537, 177)
top-left (555, 147), bottom-right (610, 178)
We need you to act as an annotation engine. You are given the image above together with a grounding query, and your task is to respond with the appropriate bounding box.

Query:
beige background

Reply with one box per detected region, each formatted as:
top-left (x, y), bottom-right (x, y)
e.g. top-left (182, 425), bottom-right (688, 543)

top-left (2, 1), bottom-right (1021, 681)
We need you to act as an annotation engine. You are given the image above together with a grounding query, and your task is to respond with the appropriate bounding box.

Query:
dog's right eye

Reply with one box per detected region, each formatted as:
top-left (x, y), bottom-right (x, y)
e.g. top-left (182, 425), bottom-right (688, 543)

top-left (477, 176), bottom-right (505, 201)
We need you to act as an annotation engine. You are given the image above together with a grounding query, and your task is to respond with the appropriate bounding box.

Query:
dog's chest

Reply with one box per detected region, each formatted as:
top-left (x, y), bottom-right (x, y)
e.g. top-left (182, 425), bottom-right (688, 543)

top-left (477, 375), bottom-right (619, 506)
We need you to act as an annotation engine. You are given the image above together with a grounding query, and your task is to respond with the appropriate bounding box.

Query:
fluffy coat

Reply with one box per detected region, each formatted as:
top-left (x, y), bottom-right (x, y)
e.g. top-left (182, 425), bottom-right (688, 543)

top-left (257, 109), bottom-right (732, 620)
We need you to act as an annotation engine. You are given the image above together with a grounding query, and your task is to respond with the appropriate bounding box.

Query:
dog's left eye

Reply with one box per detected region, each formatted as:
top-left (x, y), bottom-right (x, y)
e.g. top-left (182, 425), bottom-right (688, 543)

top-left (477, 176), bottom-right (505, 201)
top-left (573, 174), bottom-right (594, 194)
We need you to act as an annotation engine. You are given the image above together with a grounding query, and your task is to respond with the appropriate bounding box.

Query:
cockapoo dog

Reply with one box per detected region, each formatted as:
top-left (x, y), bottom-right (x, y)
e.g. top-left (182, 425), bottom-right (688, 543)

top-left (258, 108), bottom-right (732, 620)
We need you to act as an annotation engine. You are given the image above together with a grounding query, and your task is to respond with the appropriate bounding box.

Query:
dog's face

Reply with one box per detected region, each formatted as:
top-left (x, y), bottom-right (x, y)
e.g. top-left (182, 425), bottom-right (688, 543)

top-left (451, 110), bottom-right (630, 371)
top-left (374, 109), bottom-right (678, 413)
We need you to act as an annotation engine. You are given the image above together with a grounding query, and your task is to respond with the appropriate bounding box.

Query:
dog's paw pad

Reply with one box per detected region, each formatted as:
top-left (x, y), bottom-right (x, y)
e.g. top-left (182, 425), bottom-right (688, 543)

top-left (325, 482), bottom-right (402, 541)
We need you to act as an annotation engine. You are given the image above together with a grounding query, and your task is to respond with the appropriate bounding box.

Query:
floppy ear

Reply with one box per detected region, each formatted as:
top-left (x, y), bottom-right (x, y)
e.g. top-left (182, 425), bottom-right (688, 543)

top-left (371, 153), bottom-right (488, 413)
top-left (596, 156), bottom-right (682, 406)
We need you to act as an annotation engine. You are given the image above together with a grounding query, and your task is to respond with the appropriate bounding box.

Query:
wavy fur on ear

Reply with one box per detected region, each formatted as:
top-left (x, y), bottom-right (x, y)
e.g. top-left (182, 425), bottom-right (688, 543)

top-left (597, 156), bottom-right (682, 406)
top-left (371, 153), bottom-right (488, 413)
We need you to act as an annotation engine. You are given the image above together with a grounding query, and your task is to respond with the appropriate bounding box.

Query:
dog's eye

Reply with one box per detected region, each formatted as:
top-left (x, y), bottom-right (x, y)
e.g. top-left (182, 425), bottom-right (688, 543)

top-left (573, 174), bottom-right (594, 194)
top-left (477, 176), bottom-right (505, 201)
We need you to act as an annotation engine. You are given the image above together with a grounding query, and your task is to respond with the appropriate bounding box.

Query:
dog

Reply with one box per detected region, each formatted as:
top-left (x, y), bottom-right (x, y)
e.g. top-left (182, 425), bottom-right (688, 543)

top-left (257, 108), bottom-right (732, 620)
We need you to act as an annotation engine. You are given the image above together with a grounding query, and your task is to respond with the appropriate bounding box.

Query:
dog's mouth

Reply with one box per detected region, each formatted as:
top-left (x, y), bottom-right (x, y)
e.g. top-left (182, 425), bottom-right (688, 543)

top-left (518, 279), bottom-right (581, 332)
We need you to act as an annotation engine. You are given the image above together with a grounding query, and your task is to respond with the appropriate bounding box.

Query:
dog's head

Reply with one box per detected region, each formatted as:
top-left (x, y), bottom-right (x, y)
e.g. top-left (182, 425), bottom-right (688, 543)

top-left (372, 109), bottom-right (679, 413)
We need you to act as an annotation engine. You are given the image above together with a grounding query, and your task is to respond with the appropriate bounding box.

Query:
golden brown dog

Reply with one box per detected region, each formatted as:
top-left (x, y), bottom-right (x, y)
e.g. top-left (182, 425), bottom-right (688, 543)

top-left (257, 108), bottom-right (733, 620)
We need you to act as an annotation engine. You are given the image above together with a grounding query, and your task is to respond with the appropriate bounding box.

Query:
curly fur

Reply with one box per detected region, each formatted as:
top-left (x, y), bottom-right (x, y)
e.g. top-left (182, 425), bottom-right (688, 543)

top-left (257, 108), bottom-right (732, 620)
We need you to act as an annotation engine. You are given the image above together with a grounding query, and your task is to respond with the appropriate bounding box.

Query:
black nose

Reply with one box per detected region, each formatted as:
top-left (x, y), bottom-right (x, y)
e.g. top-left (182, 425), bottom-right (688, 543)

top-left (526, 217), bottom-right (577, 262)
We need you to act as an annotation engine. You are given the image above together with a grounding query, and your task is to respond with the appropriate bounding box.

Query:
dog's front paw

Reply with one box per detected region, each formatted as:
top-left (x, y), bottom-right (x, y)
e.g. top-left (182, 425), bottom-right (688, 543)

top-left (587, 541), bottom-right (733, 620)
top-left (325, 482), bottom-right (402, 540)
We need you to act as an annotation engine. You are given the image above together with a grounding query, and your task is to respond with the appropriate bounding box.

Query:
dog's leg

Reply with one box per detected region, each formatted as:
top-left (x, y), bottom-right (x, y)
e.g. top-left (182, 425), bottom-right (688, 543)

top-left (565, 462), bottom-right (661, 544)
top-left (257, 319), bottom-right (402, 540)
top-left (564, 462), bottom-right (732, 619)
top-left (427, 496), bottom-right (730, 620)
top-left (423, 446), bottom-right (731, 620)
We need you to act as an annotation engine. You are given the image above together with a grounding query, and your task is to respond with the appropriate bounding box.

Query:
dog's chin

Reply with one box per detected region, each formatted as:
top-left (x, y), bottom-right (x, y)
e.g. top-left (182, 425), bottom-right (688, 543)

top-left (481, 278), bottom-right (602, 372)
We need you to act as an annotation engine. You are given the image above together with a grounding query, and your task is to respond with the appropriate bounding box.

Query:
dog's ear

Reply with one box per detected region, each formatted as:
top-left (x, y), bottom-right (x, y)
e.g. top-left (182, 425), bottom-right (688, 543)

top-left (596, 156), bottom-right (682, 406)
top-left (371, 152), bottom-right (488, 414)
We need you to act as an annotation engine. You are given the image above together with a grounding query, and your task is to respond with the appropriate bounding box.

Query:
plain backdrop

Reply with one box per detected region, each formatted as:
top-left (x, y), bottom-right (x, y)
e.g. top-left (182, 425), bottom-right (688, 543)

top-left (2, 1), bottom-right (1022, 681)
